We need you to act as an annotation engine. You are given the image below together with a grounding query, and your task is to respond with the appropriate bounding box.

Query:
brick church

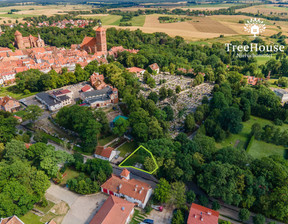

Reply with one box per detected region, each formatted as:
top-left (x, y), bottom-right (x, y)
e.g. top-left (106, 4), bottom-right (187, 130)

top-left (79, 25), bottom-right (107, 55)
top-left (14, 30), bottom-right (45, 49)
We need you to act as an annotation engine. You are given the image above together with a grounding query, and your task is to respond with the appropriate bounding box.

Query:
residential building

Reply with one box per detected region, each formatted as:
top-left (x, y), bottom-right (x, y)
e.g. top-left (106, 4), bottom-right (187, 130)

top-left (13, 115), bottom-right (23, 123)
top-left (36, 91), bottom-right (72, 111)
top-left (127, 67), bottom-right (146, 77)
top-left (244, 76), bottom-right (264, 86)
top-left (148, 63), bottom-right (160, 74)
top-left (274, 88), bottom-right (288, 103)
top-left (80, 86), bottom-right (118, 108)
top-left (94, 146), bottom-right (117, 161)
top-left (90, 195), bottom-right (134, 224)
top-left (14, 31), bottom-right (45, 49)
top-left (0, 215), bottom-right (25, 224)
top-left (80, 25), bottom-right (107, 55)
top-left (90, 72), bottom-right (107, 90)
top-left (52, 89), bottom-right (73, 99)
top-left (81, 85), bottom-right (93, 92)
top-left (187, 203), bottom-right (219, 224)
top-left (101, 169), bottom-right (153, 209)
top-left (0, 96), bottom-right (20, 112)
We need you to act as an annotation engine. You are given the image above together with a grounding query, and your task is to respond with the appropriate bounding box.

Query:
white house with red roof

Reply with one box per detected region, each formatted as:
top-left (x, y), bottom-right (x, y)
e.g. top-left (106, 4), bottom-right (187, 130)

top-left (187, 203), bottom-right (219, 224)
top-left (148, 63), bottom-right (160, 74)
top-left (127, 67), bottom-right (146, 76)
top-left (90, 195), bottom-right (134, 224)
top-left (101, 169), bottom-right (152, 209)
top-left (94, 146), bottom-right (117, 161)
top-left (0, 215), bottom-right (25, 224)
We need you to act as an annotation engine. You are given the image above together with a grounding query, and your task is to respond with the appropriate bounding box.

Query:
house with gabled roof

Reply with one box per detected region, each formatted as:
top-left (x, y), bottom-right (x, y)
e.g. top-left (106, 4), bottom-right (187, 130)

top-left (90, 195), bottom-right (134, 224)
top-left (187, 203), bottom-right (219, 224)
top-left (148, 63), bottom-right (160, 74)
top-left (94, 146), bottom-right (117, 161)
top-left (0, 96), bottom-right (20, 112)
top-left (101, 169), bottom-right (152, 208)
top-left (0, 215), bottom-right (25, 224)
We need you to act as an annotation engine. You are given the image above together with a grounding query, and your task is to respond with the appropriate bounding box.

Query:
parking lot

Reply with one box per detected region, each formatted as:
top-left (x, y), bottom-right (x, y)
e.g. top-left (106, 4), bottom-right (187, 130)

top-left (46, 183), bottom-right (108, 224)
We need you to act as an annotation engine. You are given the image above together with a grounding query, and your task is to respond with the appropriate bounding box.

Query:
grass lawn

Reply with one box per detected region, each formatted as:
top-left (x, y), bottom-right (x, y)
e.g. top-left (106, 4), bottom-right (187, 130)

top-left (255, 55), bottom-right (275, 65)
top-left (13, 110), bottom-right (26, 117)
top-left (20, 211), bottom-right (43, 224)
top-left (34, 200), bottom-right (55, 213)
top-left (41, 132), bottom-right (63, 144)
top-left (61, 168), bottom-right (80, 186)
top-left (130, 209), bottom-right (148, 224)
top-left (216, 116), bottom-right (288, 150)
top-left (98, 135), bottom-right (117, 146)
top-left (0, 86), bottom-right (37, 100)
top-left (248, 140), bottom-right (287, 159)
top-left (118, 141), bottom-right (138, 157)
top-left (130, 15), bottom-right (146, 26)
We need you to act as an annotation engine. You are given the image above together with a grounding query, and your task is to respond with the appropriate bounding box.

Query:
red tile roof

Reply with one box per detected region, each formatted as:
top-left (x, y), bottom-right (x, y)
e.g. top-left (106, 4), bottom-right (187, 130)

top-left (95, 146), bottom-right (114, 158)
top-left (121, 169), bottom-right (130, 178)
top-left (90, 195), bottom-right (134, 224)
top-left (149, 63), bottom-right (159, 71)
top-left (80, 37), bottom-right (96, 48)
top-left (81, 85), bottom-right (92, 92)
top-left (0, 215), bottom-right (25, 224)
top-left (187, 203), bottom-right (219, 224)
top-left (101, 174), bottom-right (151, 204)
top-left (127, 67), bottom-right (145, 73)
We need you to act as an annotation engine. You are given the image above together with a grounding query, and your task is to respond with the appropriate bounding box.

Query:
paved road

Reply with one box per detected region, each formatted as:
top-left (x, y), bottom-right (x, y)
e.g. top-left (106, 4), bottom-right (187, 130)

top-left (46, 183), bottom-right (108, 224)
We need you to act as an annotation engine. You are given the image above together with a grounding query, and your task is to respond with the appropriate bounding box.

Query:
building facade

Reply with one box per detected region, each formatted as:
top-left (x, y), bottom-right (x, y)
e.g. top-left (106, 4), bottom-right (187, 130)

top-left (101, 169), bottom-right (153, 209)
top-left (80, 25), bottom-right (107, 55)
top-left (14, 31), bottom-right (45, 49)
top-left (94, 146), bottom-right (117, 161)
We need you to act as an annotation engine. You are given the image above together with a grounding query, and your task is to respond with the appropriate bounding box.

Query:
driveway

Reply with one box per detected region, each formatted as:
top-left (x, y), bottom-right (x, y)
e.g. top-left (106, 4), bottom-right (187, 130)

top-left (46, 183), bottom-right (108, 224)
top-left (145, 207), bottom-right (173, 224)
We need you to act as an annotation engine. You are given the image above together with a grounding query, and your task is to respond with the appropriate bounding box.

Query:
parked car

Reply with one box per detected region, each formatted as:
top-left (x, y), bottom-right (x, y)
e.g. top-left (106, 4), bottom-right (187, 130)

top-left (143, 219), bottom-right (154, 224)
top-left (151, 205), bottom-right (163, 212)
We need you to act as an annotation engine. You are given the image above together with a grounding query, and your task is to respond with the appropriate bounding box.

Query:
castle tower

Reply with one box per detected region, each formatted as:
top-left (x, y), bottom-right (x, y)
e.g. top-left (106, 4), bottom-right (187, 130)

top-left (95, 24), bottom-right (107, 54)
top-left (14, 30), bottom-right (24, 49)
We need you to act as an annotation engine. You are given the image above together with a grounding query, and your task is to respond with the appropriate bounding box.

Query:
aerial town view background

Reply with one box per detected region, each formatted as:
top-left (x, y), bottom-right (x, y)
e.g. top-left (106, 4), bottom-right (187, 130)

top-left (0, 0), bottom-right (288, 224)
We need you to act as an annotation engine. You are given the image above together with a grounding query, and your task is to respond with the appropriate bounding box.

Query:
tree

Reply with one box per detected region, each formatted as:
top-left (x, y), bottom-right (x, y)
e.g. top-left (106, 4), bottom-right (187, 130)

top-left (212, 201), bottom-right (221, 210)
top-left (113, 117), bottom-right (129, 137)
top-left (154, 178), bottom-right (171, 203)
top-left (4, 139), bottom-right (26, 161)
top-left (159, 86), bottom-right (168, 100)
top-left (169, 181), bottom-right (186, 209)
top-left (185, 113), bottom-right (195, 132)
top-left (24, 105), bottom-right (42, 122)
top-left (171, 209), bottom-right (184, 224)
top-left (239, 208), bottom-right (250, 222)
top-left (175, 85), bottom-right (181, 93)
top-left (186, 190), bottom-right (196, 204)
top-left (148, 92), bottom-right (158, 103)
top-left (163, 105), bottom-right (174, 121)
top-left (253, 214), bottom-right (265, 224)
top-left (0, 115), bottom-right (17, 143)
top-left (210, 92), bottom-right (228, 110)
top-left (219, 107), bottom-right (243, 134)
top-left (199, 195), bottom-right (209, 207)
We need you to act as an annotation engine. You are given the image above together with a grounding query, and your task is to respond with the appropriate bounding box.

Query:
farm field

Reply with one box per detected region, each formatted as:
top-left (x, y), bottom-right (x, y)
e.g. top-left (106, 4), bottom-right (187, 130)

top-left (236, 4), bottom-right (288, 18)
top-left (103, 14), bottom-right (281, 41)
top-left (0, 4), bottom-right (94, 24)
top-left (215, 116), bottom-right (288, 154)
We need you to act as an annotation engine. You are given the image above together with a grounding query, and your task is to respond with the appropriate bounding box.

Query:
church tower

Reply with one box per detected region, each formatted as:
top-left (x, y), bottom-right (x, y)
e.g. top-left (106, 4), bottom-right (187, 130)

top-left (14, 30), bottom-right (24, 49)
top-left (95, 24), bottom-right (107, 54)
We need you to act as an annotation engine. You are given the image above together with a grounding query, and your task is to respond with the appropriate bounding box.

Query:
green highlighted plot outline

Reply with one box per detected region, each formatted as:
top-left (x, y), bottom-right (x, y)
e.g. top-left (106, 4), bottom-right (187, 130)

top-left (119, 145), bottom-right (159, 174)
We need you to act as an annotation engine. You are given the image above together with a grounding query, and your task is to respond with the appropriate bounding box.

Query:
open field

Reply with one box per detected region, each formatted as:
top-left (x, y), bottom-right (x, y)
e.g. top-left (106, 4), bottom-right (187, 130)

top-left (0, 86), bottom-right (37, 99)
top-left (248, 140), bottom-right (287, 159)
top-left (236, 4), bottom-right (288, 18)
top-left (0, 4), bottom-right (94, 24)
top-left (215, 116), bottom-right (288, 156)
top-left (102, 14), bottom-right (281, 41)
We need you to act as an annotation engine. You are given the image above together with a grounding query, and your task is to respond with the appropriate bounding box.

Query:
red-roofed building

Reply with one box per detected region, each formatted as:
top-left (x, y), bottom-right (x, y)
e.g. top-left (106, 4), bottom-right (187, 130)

top-left (244, 76), bottom-right (263, 86)
top-left (90, 195), bottom-right (134, 224)
top-left (127, 67), bottom-right (145, 76)
top-left (0, 96), bottom-right (20, 112)
top-left (14, 31), bottom-right (45, 49)
top-left (13, 115), bottom-right (23, 123)
top-left (94, 146), bottom-right (117, 161)
top-left (80, 25), bottom-right (107, 55)
top-left (148, 63), bottom-right (160, 74)
top-left (0, 215), bottom-right (25, 224)
top-left (101, 169), bottom-right (152, 208)
top-left (81, 85), bottom-right (93, 92)
top-left (46, 220), bottom-right (56, 224)
top-left (187, 203), bottom-right (219, 224)
top-left (90, 72), bottom-right (107, 90)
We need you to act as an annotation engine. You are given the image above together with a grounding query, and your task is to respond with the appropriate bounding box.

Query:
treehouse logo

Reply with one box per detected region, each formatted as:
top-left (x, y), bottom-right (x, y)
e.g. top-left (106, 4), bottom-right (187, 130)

top-left (244, 18), bottom-right (266, 37)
